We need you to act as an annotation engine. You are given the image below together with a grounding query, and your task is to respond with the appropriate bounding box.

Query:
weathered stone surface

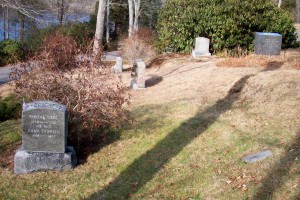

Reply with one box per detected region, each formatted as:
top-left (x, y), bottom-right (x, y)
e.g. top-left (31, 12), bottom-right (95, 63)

top-left (130, 78), bottom-right (138, 89)
top-left (243, 150), bottom-right (273, 163)
top-left (15, 101), bottom-right (77, 174)
top-left (254, 32), bottom-right (282, 55)
top-left (14, 146), bottom-right (77, 174)
top-left (192, 37), bottom-right (211, 58)
top-left (22, 101), bottom-right (67, 153)
top-left (113, 57), bottom-right (123, 73)
top-left (136, 59), bottom-right (146, 89)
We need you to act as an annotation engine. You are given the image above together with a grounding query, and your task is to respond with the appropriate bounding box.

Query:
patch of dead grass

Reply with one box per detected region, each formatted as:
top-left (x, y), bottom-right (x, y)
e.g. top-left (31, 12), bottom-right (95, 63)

top-left (217, 49), bottom-right (300, 70)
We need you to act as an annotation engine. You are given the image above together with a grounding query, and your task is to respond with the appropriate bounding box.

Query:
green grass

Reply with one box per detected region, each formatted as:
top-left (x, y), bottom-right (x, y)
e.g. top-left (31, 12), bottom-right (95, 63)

top-left (0, 120), bottom-right (21, 154)
top-left (0, 99), bottom-right (299, 199)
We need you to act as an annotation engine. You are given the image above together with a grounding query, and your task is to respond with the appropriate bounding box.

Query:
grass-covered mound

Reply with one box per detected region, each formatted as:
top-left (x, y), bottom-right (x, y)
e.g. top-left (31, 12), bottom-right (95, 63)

top-left (0, 54), bottom-right (299, 199)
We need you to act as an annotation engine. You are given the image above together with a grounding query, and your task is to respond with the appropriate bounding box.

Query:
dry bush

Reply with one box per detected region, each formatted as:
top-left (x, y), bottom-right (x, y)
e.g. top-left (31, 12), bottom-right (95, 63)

top-left (11, 34), bottom-right (130, 145)
top-left (39, 33), bottom-right (77, 70)
top-left (121, 27), bottom-right (157, 64)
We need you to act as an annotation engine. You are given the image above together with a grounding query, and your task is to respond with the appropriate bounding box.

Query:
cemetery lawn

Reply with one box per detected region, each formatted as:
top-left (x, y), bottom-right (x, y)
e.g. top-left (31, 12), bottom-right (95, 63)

top-left (0, 53), bottom-right (300, 199)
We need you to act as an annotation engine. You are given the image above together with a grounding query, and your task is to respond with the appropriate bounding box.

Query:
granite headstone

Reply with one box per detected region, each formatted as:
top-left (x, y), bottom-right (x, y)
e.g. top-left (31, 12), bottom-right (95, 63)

top-left (254, 32), bottom-right (282, 55)
top-left (192, 37), bottom-right (211, 58)
top-left (136, 59), bottom-right (146, 88)
top-left (14, 101), bottom-right (77, 174)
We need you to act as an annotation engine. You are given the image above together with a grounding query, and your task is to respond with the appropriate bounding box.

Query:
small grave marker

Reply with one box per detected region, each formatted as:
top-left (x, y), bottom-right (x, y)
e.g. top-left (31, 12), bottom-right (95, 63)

top-left (243, 150), bottom-right (273, 163)
top-left (254, 32), bottom-right (282, 55)
top-left (136, 59), bottom-right (146, 88)
top-left (14, 101), bottom-right (77, 174)
top-left (130, 59), bottom-right (146, 89)
top-left (192, 37), bottom-right (211, 58)
top-left (113, 57), bottom-right (123, 73)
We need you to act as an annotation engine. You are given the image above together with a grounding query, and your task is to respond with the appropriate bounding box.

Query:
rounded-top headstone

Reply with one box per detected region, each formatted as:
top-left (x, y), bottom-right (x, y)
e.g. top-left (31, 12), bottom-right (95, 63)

top-left (192, 37), bottom-right (211, 57)
top-left (114, 57), bottom-right (123, 73)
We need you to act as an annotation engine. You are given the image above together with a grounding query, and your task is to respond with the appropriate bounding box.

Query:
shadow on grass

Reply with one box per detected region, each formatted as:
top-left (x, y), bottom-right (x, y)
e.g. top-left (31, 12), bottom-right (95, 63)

top-left (86, 74), bottom-right (254, 199)
top-left (145, 75), bottom-right (163, 87)
top-left (147, 54), bottom-right (188, 69)
top-left (122, 104), bottom-right (173, 138)
top-left (262, 61), bottom-right (284, 72)
top-left (73, 130), bottom-right (121, 165)
top-left (252, 130), bottom-right (300, 200)
top-left (76, 104), bottom-right (175, 164)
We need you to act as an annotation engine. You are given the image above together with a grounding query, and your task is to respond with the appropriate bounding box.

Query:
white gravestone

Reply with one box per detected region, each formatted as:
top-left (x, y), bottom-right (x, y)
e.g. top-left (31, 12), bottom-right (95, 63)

top-left (130, 59), bottom-right (146, 89)
top-left (136, 59), bottom-right (146, 88)
top-left (192, 37), bottom-right (211, 58)
top-left (113, 57), bottom-right (123, 73)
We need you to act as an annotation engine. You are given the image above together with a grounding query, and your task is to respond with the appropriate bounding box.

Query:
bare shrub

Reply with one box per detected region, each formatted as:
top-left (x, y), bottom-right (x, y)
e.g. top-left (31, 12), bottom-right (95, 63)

top-left (12, 34), bottom-right (130, 146)
top-left (121, 27), bottom-right (157, 64)
top-left (39, 33), bottom-right (77, 70)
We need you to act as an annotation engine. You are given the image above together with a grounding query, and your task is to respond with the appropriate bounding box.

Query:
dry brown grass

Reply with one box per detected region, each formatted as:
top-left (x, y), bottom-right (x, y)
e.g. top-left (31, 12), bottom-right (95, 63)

top-left (1, 51), bottom-right (300, 200)
top-left (217, 49), bottom-right (300, 70)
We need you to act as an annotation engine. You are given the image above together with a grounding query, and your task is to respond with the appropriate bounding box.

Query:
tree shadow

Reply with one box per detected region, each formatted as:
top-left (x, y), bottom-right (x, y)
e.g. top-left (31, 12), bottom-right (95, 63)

top-left (72, 130), bottom-right (121, 165)
top-left (86, 74), bottom-right (254, 199)
top-left (145, 75), bottom-right (163, 87)
top-left (252, 130), bottom-right (300, 199)
top-left (147, 53), bottom-right (189, 69)
top-left (262, 61), bottom-right (284, 72)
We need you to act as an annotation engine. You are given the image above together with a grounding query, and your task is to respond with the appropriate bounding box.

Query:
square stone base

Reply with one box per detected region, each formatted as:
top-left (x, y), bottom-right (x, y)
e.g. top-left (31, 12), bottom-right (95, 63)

top-left (192, 50), bottom-right (211, 58)
top-left (14, 146), bottom-right (77, 174)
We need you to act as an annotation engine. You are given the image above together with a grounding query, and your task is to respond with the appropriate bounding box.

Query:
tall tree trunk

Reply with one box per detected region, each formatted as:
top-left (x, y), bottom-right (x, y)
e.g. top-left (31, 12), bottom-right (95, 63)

top-left (133, 0), bottom-right (140, 33)
top-left (19, 13), bottom-right (25, 43)
top-left (128, 0), bottom-right (134, 37)
top-left (93, 0), bottom-right (106, 55)
top-left (2, 5), bottom-right (5, 40)
top-left (297, 0), bottom-right (300, 23)
top-left (106, 0), bottom-right (110, 44)
top-left (57, 0), bottom-right (64, 26)
top-left (5, 6), bottom-right (9, 39)
top-left (278, 0), bottom-right (282, 8)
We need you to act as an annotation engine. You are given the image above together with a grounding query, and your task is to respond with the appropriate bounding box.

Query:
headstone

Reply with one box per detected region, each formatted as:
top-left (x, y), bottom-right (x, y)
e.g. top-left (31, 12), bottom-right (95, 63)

top-left (14, 101), bottom-right (77, 174)
top-left (243, 150), bottom-right (273, 163)
top-left (254, 32), bottom-right (282, 55)
top-left (131, 59), bottom-right (146, 89)
top-left (113, 57), bottom-right (123, 73)
top-left (136, 59), bottom-right (146, 88)
top-left (192, 37), bottom-right (211, 58)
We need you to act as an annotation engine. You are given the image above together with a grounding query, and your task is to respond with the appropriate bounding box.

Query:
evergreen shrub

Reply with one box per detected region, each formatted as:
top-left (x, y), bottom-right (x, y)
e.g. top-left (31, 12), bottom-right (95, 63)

top-left (157, 0), bottom-right (298, 54)
top-left (0, 94), bottom-right (21, 121)
top-left (0, 40), bottom-right (23, 66)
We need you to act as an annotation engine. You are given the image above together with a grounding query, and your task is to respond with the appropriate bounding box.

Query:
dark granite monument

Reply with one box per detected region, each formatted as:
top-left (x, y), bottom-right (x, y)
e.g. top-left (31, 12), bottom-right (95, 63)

top-left (254, 32), bottom-right (282, 55)
top-left (14, 101), bottom-right (77, 174)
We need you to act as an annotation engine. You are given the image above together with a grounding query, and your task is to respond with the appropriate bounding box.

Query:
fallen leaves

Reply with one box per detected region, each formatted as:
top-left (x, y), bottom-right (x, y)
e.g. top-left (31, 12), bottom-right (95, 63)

top-left (225, 172), bottom-right (259, 192)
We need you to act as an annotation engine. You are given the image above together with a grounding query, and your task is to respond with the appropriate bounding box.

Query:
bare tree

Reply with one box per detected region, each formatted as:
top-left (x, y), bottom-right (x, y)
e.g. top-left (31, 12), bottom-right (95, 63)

top-left (128, 0), bottom-right (134, 37)
top-left (93, 0), bottom-right (106, 54)
top-left (3, 5), bottom-right (9, 39)
top-left (127, 0), bottom-right (140, 36)
top-left (2, 0), bottom-right (45, 20)
top-left (2, 0), bottom-right (46, 41)
top-left (46, 0), bottom-right (70, 25)
top-left (297, 0), bottom-right (300, 22)
top-left (106, 0), bottom-right (110, 43)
